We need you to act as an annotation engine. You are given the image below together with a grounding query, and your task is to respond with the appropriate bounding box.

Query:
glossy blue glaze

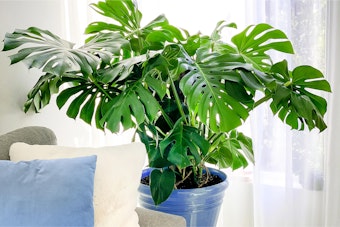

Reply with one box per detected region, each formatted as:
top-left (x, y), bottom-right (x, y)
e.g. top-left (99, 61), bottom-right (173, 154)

top-left (138, 168), bottom-right (229, 227)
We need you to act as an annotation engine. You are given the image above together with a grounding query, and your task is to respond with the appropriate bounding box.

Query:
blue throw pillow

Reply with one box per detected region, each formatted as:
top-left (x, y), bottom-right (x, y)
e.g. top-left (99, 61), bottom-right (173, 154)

top-left (0, 155), bottom-right (97, 227)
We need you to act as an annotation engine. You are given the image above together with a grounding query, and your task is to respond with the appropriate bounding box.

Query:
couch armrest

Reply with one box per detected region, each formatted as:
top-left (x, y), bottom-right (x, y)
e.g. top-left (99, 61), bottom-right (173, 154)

top-left (0, 126), bottom-right (57, 160)
top-left (135, 207), bottom-right (186, 227)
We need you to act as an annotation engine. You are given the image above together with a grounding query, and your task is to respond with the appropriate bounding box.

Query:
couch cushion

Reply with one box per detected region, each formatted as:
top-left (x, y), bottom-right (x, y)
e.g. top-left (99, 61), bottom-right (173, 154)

top-left (0, 155), bottom-right (97, 226)
top-left (135, 207), bottom-right (187, 227)
top-left (10, 142), bottom-right (146, 227)
top-left (0, 126), bottom-right (57, 160)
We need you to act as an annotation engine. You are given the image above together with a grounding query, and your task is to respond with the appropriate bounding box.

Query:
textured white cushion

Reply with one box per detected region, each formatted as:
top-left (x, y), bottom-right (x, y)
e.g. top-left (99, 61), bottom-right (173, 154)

top-left (10, 142), bottom-right (146, 227)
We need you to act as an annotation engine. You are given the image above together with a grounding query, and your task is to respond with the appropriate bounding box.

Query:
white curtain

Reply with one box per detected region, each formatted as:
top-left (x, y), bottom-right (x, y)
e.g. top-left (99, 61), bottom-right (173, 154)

top-left (220, 0), bottom-right (339, 226)
top-left (249, 1), bottom-right (340, 226)
top-left (249, 0), bottom-right (329, 226)
top-left (324, 0), bottom-right (340, 226)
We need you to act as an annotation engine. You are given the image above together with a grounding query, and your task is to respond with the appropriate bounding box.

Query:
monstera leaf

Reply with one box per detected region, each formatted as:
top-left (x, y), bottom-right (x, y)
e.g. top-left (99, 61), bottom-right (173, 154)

top-left (232, 23), bottom-right (294, 71)
top-left (269, 60), bottom-right (331, 131)
top-left (179, 50), bottom-right (252, 133)
top-left (3, 27), bottom-right (128, 76)
top-left (86, 1), bottom-right (185, 54)
top-left (159, 118), bottom-right (210, 168)
top-left (207, 130), bottom-right (254, 170)
top-left (150, 169), bottom-right (176, 205)
top-left (137, 122), bottom-right (175, 168)
top-left (54, 76), bottom-right (162, 133)
top-left (99, 82), bottom-right (161, 132)
top-left (86, 0), bottom-right (142, 35)
top-left (24, 73), bottom-right (60, 113)
top-left (52, 74), bottom-right (106, 129)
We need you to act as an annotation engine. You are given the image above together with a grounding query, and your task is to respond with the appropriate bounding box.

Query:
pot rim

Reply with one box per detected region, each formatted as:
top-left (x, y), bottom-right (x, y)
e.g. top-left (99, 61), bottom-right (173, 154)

top-left (139, 167), bottom-right (229, 192)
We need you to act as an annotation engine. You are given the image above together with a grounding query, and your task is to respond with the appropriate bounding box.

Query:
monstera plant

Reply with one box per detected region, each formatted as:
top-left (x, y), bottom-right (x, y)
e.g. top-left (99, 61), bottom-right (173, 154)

top-left (2, 0), bottom-right (331, 205)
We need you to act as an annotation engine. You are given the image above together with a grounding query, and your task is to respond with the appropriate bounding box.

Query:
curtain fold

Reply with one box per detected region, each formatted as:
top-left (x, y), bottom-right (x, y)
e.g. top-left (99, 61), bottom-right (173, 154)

top-left (324, 1), bottom-right (340, 226)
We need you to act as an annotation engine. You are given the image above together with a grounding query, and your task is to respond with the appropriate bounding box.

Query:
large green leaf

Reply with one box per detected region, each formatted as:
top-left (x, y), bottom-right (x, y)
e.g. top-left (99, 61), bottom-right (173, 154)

top-left (150, 169), bottom-right (176, 205)
top-left (210, 21), bottom-right (237, 44)
top-left (137, 123), bottom-right (173, 168)
top-left (56, 82), bottom-right (96, 120)
top-left (224, 80), bottom-right (254, 105)
top-left (142, 16), bottom-right (186, 50)
top-left (86, 0), bottom-right (142, 35)
top-left (83, 32), bottom-right (130, 64)
top-left (86, 1), bottom-right (184, 54)
top-left (23, 73), bottom-right (60, 113)
top-left (207, 130), bottom-right (253, 170)
top-left (292, 65), bottom-right (331, 92)
top-left (100, 82), bottom-right (160, 132)
top-left (159, 118), bottom-right (210, 168)
top-left (269, 61), bottom-right (331, 131)
top-left (95, 54), bottom-right (148, 84)
top-left (179, 51), bottom-right (251, 132)
top-left (232, 23), bottom-right (294, 71)
top-left (3, 27), bottom-right (128, 76)
top-left (54, 75), bottom-right (107, 127)
top-left (80, 92), bottom-right (97, 125)
top-left (56, 77), bottom-right (161, 132)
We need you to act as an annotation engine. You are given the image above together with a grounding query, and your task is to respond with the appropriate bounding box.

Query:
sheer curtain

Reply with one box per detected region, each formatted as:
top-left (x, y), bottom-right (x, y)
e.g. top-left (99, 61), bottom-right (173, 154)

top-left (324, 0), bottom-right (340, 226)
top-left (249, 0), bottom-right (328, 226)
top-left (219, 1), bottom-right (337, 226)
top-left (249, 1), bottom-right (340, 226)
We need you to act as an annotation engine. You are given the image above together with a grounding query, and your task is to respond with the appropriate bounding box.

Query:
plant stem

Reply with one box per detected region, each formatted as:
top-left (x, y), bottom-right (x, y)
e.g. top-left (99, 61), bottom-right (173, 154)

top-left (159, 106), bottom-right (174, 128)
top-left (208, 132), bottom-right (224, 143)
top-left (175, 170), bottom-right (192, 187)
top-left (284, 80), bottom-right (292, 87)
top-left (251, 94), bottom-right (272, 110)
top-left (198, 167), bottom-right (210, 188)
top-left (169, 73), bottom-right (188, 125)
top-left (88, 74), bottom-right (113, 101)
top-left (202, 132), bottom-right (224, 163)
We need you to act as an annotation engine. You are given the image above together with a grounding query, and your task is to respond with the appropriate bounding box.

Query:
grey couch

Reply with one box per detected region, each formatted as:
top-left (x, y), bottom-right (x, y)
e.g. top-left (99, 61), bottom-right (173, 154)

top-left (0, 126), bottom-right (186, 227)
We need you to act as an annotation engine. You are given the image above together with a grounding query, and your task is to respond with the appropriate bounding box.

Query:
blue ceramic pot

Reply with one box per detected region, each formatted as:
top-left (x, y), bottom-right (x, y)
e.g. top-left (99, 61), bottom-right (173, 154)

top-left (138, 168), bottom-right (229, 227)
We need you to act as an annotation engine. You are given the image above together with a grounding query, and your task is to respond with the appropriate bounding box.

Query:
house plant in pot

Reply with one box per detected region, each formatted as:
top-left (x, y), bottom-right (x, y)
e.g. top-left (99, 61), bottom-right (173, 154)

top-left (2, 0), bottom-right (331, 226)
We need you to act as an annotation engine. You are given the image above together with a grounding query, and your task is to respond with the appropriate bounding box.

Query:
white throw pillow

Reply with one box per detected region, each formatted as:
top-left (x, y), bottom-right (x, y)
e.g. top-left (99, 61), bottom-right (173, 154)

top-left (10, 142), bottom-right (146, 227)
